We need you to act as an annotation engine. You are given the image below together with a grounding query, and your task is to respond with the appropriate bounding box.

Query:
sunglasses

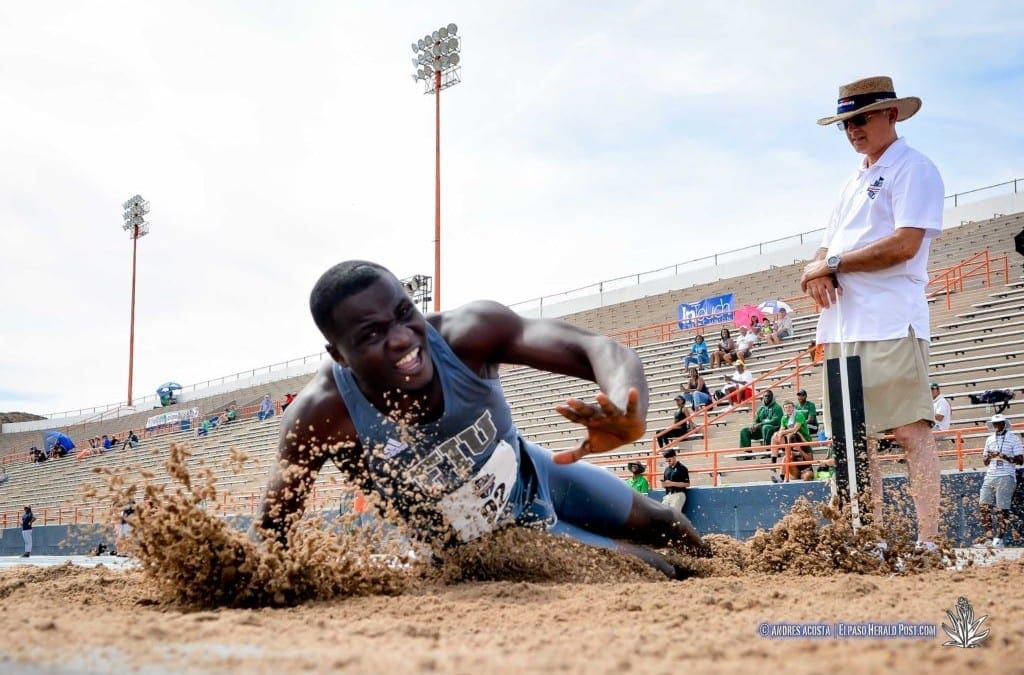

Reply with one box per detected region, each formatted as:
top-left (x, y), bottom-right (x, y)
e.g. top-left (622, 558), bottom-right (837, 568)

top-left (836, 110), bottom-right (883, 130)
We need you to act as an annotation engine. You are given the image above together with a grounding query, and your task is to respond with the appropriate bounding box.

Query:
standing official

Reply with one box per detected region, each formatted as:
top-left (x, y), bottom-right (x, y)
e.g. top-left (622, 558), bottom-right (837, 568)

top-left (800, 76), bottom-right (943, 547)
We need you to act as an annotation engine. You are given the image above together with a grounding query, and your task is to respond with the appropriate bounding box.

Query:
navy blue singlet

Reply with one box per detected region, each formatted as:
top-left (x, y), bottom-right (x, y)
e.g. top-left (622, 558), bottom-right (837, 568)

top-left (333, 323), bottom-right (633, 549)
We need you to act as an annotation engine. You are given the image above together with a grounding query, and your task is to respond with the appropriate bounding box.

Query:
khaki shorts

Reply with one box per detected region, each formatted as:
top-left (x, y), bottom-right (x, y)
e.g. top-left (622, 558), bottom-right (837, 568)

top-left (980, 474), bottom-right (1016, 510)
top-left (823, 328), bottom-right (933, 436)
top-left (662, 491), bottom-right (687, 512)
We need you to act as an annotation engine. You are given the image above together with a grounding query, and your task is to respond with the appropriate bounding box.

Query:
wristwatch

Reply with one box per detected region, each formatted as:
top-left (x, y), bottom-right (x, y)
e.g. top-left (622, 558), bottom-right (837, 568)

top-left (826, 254), bottom-right (841, 272)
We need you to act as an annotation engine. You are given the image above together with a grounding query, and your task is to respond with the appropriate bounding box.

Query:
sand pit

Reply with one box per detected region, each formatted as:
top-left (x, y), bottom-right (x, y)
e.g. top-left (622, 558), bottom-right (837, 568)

top-left (0, 558), bottom-right (1021, 674)
top-left (1, 444), bottom-right (1018, 673)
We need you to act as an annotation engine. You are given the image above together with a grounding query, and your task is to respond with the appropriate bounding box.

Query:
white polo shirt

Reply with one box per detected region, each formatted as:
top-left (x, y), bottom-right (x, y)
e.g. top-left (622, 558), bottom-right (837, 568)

top-left (932, 394), bottom-right (951, 431)
top-left (816, 137), bottom-right (944, 344)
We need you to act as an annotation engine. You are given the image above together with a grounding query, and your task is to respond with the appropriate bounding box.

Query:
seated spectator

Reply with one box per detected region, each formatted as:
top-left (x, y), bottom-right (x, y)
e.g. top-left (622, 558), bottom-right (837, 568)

top-left (88, 437), bottom-right (98, 450)
top-left (258, 394), bottom-right (275, 421)
top-left (736, 325), bottom-right (757, 359)
top-left (0, 466), bottom-right (8, 486)
top-left (197, 419), bottom-right (213, 437)
top-left (657, 395), bottom-right (691, 448)
top-left (710, 328), bottom-right (738, 368)
top-left (795, 389), bottom-right (819, 436)
top-left (750, 315), bottom-right (762, 334)
top-left (769, 400), bottom-right (813, 481)
top-left (102, 434), bottom-right (113, 451)
top-left (626, 462), bottom-right (650, 494)
top-left (760, 318), bottom-right (773, 340)
top-left (30, 447), bottom-right (46, 463)
top-left (682, 334), bottom-right (710, 370)
top-left (109, 434), bottom-right (120, 447)
top-left (740, 389), bottom-right (783, 450)
top-left (715, 360), bottom-right (754, 404)
top-left (281, 393), bottom-right (297, 412)
top-left (680, 366), bottom-right (711, 411)
top-left (121, 430), bottom-right (140, 450)
top-left (766, 308), bottom-right (793, 345)
top-left (225, 405), bottom-right (238, 423)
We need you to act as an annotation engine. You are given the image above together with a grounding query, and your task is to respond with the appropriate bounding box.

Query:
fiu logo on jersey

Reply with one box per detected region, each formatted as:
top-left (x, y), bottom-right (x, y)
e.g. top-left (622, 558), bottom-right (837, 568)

top-left (410, 410), bottom-right (498, 491)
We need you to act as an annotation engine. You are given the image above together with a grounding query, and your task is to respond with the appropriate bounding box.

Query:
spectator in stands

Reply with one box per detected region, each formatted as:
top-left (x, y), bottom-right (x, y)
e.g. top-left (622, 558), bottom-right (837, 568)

top-left (931, 382), bottom-right (951, 446)
top-left (750, 315), bottom-right (762, 333)
top-left (258, 394), bottom-right (275, 421)
top-left (281, 392), bottom-right (297, 411)
top-left (710, 328), bottom-right (738, 368)
top-left (740, 389), bottom-right (783, 450)
top-left (225, 405), bottom-right (238, 423)
top-left (88, 437), bottom-right (98, 450)
top-left (770, 400), bottom-right (814, 481)
top-left (657, 395), bottom-right (691, 448)
top-left (680, 366), bottom-right (711, 412)
top-left (660, 448), bottom-right (690, 511)
top-left (759, 318), bottom-right (773, 340)
top-left (736, 325), bottom-right (757, 360)
top-left (682, 334), bottom-right (710, 370)
top-left (121, 430), bottom-right (140, 450)
top-left (252, 260), bottom-right (709, 577)
top-left (795, 389), bottom-right (819, 436)
top-left (801, 76), bottom-right (943, 549)
top-left (30, 446), bottom-right (45, 463)
top-left (21, 506), bottom-right (35, 557)
top-left (626, 462), bottom-right (650, 495)
top-left (197, 418), bottom-right (213, 437)
top-left (0, 466), bottom-right (8, 486)
top-left (766, 308), bottom-right (793, 345)
top-left (978, 414), bottom-right (1022, 548)
top-left (102, 434), bottom-right (113, 451)
top-left (715, 360), bottom-right (753, 404)
top-left (109, 434), bottom-right (120, 447)
top-left (117, 499), bottom-right (136, 555)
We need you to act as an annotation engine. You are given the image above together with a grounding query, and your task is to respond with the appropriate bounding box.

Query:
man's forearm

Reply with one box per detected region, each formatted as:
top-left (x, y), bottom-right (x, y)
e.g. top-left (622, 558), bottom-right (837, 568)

top-left (832, 228), bottom-right (925, 274)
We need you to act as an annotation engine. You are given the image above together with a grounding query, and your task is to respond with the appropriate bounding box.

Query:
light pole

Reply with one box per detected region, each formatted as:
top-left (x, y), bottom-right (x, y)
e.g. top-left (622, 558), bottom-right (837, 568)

top-left (411, 22), bottom-right (461, 311)
top-left (121, 194), bottom-right (151, 407)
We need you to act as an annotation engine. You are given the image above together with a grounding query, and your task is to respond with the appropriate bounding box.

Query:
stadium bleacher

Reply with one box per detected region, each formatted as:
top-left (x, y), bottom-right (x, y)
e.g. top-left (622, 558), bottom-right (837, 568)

top-left (1, 210), bottom-right (1021, 525)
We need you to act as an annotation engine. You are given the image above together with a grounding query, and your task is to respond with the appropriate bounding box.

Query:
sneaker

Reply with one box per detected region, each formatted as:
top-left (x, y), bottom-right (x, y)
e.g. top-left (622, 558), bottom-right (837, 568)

top-left (21, 552), bottom-right (29, 558)
top-left (992, 538), bottom-right (1004, 548)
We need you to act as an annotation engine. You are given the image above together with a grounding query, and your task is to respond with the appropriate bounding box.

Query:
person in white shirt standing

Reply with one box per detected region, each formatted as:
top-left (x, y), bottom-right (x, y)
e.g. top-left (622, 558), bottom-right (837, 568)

top-left (931, 382), bottom-right (952, 446)
top-left (979, 414), bottom-right (1023, 548)
top-left (800, 76), bottom-right (944, 549)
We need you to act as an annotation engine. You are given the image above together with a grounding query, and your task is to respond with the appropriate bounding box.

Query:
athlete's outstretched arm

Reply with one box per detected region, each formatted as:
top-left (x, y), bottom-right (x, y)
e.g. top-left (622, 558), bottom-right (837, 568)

top-left (440, 302), bottom-right (649, 462)
top-left (251, 373), bottom-right (347, 544)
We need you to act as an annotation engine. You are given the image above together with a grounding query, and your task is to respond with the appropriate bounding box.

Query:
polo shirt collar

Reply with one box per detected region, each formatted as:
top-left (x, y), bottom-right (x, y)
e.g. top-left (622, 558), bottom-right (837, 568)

top-left (859, 136), bottom-right (907, 171)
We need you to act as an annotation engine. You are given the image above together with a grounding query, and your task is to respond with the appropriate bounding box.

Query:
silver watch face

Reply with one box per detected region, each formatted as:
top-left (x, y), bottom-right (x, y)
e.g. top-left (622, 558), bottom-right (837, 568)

top-left (827, 255), bottom-right (840, 270)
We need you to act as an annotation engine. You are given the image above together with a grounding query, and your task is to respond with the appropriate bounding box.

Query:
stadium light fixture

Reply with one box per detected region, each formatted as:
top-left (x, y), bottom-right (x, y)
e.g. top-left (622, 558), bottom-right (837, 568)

top-left (121, 194), bottom-right (151, 407)
top-left (410, 22), bottom-right (461, 311)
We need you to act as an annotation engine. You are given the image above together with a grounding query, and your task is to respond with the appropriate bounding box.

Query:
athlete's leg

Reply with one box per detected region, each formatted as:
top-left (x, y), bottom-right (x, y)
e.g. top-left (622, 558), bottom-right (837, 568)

top-left (526, 443), bottom-right (709, 556)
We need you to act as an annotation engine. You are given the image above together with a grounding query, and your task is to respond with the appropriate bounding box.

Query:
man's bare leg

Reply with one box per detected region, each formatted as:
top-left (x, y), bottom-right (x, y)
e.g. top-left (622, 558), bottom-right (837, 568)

top-left (893, 420), bottom-right (941, 542)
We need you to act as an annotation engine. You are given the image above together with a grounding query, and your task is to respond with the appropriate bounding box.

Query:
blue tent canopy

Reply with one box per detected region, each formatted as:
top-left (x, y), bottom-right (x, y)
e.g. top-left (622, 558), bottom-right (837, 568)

top-left (42, 430), bottom-right (75, 452)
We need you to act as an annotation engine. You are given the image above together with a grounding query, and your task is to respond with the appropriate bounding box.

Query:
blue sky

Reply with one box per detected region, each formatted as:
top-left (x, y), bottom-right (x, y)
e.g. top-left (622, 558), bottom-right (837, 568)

top-left (1, 1), bottom-right (1022, 416)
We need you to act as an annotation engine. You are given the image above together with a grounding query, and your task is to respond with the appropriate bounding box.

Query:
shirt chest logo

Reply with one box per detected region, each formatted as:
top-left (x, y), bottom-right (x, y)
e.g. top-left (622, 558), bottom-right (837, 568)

top-left (866, 176), bottom-right (885, 200)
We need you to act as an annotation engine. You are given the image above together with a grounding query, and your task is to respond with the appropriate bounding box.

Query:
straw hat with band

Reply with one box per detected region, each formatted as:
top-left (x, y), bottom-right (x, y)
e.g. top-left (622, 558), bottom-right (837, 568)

top-left (817, 76), bottom-right (921, 127)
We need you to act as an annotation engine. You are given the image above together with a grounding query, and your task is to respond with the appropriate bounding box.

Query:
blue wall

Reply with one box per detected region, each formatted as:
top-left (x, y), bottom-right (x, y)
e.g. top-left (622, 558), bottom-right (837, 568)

top-left (2, 471), bottom-right (1021, 555)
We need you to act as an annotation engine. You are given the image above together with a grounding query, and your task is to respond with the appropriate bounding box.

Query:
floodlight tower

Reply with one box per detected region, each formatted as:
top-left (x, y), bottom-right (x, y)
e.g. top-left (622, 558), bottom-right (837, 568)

top-left (121, 194), bottom-right (151, 407)
top-left (410, 23), bottom-right (461, 311)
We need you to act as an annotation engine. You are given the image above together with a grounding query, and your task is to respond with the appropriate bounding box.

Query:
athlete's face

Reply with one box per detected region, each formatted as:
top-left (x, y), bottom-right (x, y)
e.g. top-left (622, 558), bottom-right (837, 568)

top-left (325, 274), bottom-right (434, 396)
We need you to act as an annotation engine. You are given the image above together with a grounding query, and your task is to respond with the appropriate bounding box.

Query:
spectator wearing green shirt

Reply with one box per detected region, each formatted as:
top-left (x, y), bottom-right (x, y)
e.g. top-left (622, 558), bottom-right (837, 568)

top-left (626, 461), bottom-right (650, 494)
top-left (770, 400), bottom-right (814, 481)
top-left (795, 388), bottom-right (819, 435)
top-left (739, 390), bottom-right (783, 449)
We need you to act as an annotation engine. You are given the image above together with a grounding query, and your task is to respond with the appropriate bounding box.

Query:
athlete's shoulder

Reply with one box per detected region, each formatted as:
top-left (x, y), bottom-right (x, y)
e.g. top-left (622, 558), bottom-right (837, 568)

top-left (279, 360), bottom-right (357, 453)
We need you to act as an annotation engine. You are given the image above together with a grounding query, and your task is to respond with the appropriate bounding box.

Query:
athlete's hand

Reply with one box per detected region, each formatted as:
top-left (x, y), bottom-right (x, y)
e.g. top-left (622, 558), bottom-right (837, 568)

top-left (552, 388), bottom-right (644, 464)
